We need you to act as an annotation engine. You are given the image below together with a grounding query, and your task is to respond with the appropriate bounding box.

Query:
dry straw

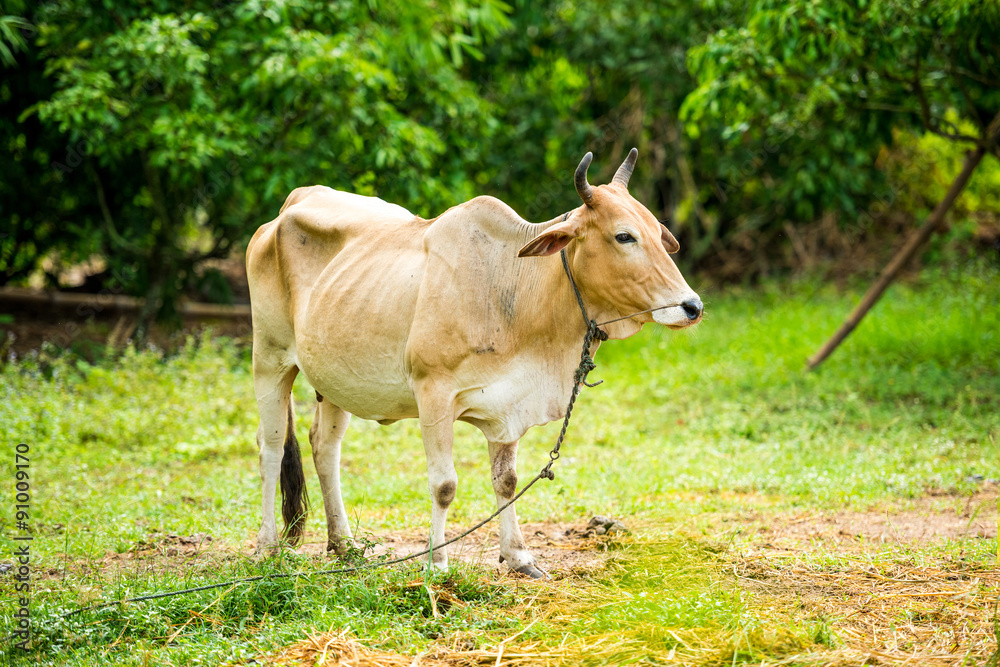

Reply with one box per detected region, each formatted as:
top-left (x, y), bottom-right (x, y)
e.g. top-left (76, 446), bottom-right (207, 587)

top-left (255, 532), bottom-right (1000, 666)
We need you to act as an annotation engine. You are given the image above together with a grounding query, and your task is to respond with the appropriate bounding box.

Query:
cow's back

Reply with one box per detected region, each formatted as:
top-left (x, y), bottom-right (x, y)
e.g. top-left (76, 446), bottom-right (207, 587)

top-left (247, 185), bottom-right (420, 323)
top-left (248, 186), bottom-right (432, 420)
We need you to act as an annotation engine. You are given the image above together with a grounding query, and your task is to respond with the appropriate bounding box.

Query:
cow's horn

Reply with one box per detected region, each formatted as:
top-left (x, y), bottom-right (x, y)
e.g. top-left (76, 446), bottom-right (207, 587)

top-left (575, 152), bottom-right (595, 205)
top-left (613, 147), bottom-right (639, 188)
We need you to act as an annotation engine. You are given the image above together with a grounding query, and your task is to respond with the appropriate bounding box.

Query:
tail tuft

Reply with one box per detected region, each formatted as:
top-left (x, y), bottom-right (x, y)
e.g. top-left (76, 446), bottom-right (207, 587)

top-left (280, 403), bottom-right (309, 546)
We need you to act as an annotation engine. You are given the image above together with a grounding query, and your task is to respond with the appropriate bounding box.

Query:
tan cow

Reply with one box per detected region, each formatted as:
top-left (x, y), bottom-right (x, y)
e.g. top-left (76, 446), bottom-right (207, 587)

top-left (246, 149), bottom-right (702, 577)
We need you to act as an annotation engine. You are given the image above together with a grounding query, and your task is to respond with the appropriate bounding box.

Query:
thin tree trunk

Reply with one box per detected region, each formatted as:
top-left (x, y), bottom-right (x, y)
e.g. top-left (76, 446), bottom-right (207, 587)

top-left (665, 118), bottom-right (712, 235)
top-left (135, 153), bottom-right (178, 341)
top-left (806, 144), bottom-right (986, 370)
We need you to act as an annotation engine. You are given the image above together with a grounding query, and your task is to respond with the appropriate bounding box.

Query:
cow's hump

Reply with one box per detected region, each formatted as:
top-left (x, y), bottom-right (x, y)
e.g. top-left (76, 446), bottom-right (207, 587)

top-left (282, 186), bottom-right (417, 234)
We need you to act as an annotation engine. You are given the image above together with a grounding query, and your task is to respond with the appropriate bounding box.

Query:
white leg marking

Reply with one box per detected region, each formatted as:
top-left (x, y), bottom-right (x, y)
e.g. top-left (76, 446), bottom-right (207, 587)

top-left (253, 368), bottom-right (296, 554)
top-left (489, 440), bottom-right (537, 573)
top-left (419, 406), bottom-right (457, 570)
top-left (309, 399), bottom-right (354, 554)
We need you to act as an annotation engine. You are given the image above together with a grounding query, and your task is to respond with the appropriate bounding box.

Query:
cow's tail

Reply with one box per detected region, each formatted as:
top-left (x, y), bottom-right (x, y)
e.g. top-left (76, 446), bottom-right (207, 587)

top-left (280, 402), bottom-right (309, 546)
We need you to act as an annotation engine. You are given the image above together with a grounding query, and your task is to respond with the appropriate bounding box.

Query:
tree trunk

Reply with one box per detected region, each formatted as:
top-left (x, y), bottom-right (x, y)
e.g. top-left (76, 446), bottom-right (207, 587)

top-left (806, 144), bottom-right (986, 370)
top-left (134, 153), bottom-right (182, 341)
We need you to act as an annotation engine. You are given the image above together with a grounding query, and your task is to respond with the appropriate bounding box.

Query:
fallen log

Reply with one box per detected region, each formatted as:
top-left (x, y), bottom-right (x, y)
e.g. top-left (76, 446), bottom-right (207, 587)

top-left (0, 287), bottom-right (251, 319)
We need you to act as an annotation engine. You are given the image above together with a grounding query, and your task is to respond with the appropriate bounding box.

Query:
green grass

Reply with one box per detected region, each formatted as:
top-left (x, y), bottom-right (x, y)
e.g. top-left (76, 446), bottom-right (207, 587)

top-left (16, 558), bottom-right (521, 666)
top-left (0, 259), bottom-right (998, 665)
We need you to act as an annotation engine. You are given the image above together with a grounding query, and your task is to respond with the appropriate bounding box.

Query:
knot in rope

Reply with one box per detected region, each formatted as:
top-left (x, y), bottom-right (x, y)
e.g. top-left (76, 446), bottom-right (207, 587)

top-left (574, 321), bottom-right (604, 388)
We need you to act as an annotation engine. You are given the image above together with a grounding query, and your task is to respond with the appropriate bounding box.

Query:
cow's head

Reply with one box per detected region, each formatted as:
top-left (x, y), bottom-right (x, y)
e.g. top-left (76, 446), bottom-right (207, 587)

top-left (518, 149), bottom-right (702, 339)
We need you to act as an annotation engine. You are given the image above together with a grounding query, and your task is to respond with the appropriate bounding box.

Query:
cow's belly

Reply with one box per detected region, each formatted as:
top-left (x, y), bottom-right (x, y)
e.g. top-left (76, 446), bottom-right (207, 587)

top-left (303, 363), bottom-right (418, 422)
top-left (298, 332), bottom-right (419, 421)
top-left (294, 242), bottom-right (423, 422)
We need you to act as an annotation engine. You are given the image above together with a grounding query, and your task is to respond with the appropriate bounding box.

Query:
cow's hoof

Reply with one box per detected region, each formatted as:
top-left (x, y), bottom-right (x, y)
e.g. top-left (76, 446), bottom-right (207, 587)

top-left (252, 543), bottom-right (281, 560)
top-left (511, 561), bottom-right (548, 579)
top-left (327, 536), bottom-right (364, 558)
top-left (255, 527), bottom-right (279, 555)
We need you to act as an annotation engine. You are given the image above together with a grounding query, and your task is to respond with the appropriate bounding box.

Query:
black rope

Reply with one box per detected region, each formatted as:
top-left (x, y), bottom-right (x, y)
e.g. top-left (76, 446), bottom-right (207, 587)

top-left (0, 244), bottom-right (610, 647)
top-left (557, 244), bottom-right (681, 330)
top-left (551, 212), bottom-right (681, 328)
top-left (0, 471), bottom-right (557, 649)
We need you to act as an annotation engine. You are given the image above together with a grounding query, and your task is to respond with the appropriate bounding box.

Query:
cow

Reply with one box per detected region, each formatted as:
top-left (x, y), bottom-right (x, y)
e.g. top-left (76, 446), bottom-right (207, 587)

top-left (246, 149), bottom-right (702, 578)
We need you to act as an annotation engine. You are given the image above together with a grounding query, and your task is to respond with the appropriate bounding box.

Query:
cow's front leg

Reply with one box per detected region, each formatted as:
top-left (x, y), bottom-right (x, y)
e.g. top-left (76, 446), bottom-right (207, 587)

top-left (419, 406), bottom-right (458, 570)
top-left (489, 440), bottom-right (545, 579)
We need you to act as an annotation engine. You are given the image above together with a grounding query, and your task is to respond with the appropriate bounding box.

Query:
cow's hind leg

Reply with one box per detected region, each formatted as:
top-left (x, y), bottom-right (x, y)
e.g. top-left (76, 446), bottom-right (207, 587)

top-left (253, 364), bottom-right (305, 554)
top-left (489, 440), bottom-right (545, 579)
top-left (309, 395), bottom-right (354, 555)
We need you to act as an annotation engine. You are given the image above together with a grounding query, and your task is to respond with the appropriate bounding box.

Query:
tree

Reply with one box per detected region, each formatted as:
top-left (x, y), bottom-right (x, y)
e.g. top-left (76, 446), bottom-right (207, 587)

top-left (472, 0), bottom-right (750, 263)
top-left (6, 0), bottom-right (510, 334)
top-left (682, 0), bottom-right (1000, 365)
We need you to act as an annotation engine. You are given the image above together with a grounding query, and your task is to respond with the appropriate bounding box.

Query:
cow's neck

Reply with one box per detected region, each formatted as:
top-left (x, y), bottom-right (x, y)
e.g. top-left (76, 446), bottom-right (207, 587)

top-left (513, 215), bottom-right (631, 379)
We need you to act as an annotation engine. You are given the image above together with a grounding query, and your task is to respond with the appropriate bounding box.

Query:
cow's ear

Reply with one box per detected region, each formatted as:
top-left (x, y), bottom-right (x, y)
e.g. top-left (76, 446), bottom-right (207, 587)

top-left (518, 219), bottom-right (582, 257)
top-left (661, 224), bottom-right (680, 254)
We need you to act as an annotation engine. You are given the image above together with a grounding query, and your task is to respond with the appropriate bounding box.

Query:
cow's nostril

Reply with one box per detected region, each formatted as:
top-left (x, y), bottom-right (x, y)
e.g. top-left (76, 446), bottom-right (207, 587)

top-left (681, 298), bottom-right (703, 320)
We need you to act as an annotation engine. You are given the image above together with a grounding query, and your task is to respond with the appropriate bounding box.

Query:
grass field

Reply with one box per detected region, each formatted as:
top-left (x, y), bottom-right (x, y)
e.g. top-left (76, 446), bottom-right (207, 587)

top-left (1, 259), bottom-right (998, 666)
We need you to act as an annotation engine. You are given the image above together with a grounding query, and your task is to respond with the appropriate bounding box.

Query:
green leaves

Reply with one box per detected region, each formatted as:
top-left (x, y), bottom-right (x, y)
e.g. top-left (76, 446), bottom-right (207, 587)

top-left (683, 0), bottom-right (1000, 230)
top-left (0, 13), bottom-right (31, 67)
top-left (4, 0), bottom-right (511, 325)
top-left (3, 0), bottom-right (999, 317)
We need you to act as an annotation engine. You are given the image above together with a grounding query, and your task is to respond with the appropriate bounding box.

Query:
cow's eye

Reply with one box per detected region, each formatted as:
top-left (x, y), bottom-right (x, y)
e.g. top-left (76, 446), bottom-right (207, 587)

top-left (615, 232), bottom-right (636, 244)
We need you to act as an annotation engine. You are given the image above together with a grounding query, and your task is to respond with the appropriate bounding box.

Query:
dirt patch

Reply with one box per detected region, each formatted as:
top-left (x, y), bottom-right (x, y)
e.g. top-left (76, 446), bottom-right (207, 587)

top-left (294, 521), bottom-right (619, 577)
top-left (723, 490), bottom-right (1000, 667)
top-left (722, 488), bottom-right (998, 552)
top-left (18, 532), bottom-right (238, 585)
top-left (21, 521), bottom-right (617, 586)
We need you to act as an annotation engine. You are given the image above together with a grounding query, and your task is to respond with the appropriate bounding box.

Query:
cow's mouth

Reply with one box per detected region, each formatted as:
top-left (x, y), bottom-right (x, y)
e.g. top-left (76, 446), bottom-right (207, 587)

top-left (652, 304), bottom-right (701, 329)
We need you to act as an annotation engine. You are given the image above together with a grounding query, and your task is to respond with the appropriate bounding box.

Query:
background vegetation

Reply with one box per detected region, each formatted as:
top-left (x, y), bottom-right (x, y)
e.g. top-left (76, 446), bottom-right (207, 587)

top-left (1, 2), bottom-right (999, 663)
top-left (1, 261), bottom-right (997, 665)
top-left (1, 0), bottom-right (999, 330)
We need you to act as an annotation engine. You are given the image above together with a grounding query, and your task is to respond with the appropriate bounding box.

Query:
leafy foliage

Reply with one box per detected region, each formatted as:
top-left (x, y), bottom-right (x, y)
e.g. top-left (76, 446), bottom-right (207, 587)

top-left (2, 0), bottom-right (999, 326)
top-left (4, 0), bottom-right (509, 329)
top-left (682, 0), bottom-right (1000, 223)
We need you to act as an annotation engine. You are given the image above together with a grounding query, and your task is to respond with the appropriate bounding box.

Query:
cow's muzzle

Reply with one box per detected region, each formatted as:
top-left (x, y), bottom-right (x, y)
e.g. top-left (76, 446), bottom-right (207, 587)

top-left (651, 294), bottom-right (703, 328)
top-left (681, 297), bottom-right (703, 322)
